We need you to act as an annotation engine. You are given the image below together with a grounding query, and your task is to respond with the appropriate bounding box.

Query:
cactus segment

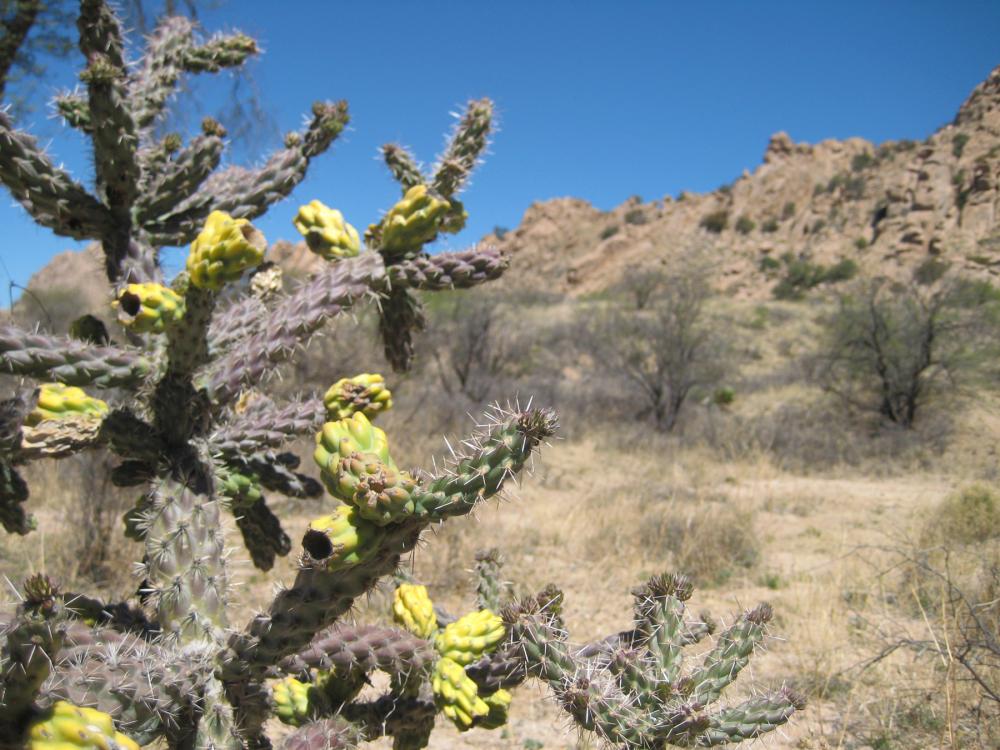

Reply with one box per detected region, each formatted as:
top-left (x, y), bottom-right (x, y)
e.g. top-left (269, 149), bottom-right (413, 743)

top-left (186, 210), bottom-right (266, 290)
top-left (434, 609), bottom-right (505, 666)
top-left (476, 688), bottom-right (512, 730)
top-left (431, 657), bottom-right (489, 730)
top-left (26, 384), bottom-right (108, 426)
top-left (392, 584), bottom-right (438, 639)
top-left (28, 701), bottom-right (139, 750)
top-left (302, 505), bottom-right (385, 571)
top-left (113, 283), bottom-right (186, 333)
top-left (294, 200), bottom-right (361, 260)
top-left (323, 374), bottom-right (392, 421)
top-left (378, 185), bottom-right (452, 258)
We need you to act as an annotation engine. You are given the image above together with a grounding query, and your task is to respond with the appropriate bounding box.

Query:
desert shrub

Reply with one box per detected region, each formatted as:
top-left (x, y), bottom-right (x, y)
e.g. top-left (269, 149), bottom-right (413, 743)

top-left (781, 201), bottom-right (796, 219)
top-left (699, 209), bottom-right (728, 233)
top-left (823, 258), bottom-right (859, 283)
top-left (844, 174), bottom-right (866, 200)
top-left (852, 151), bottom-right (874, 171)
top-left (599, 224), bottom-right (620, 240)
top-left (614, 266), bottom-right (667, 309)
top-left (624, 207), bottom-right (647, 225)
top-left (953, 132), bottom-right (971, 158)
top-left (772, 259), bottom-right (828, 300)
top-left (494, 225), bottom-right (509, 239)
top-left (762, 218), bottom-right (779, 233)
top-left (735, 215), bottom-right (756, 234)
top-left (712, 386), bottom-right (735, 406)
top-left (922, 484), bottom-right (1000, 547)
top-left (759, 255), bottom-right (781, 272)
top-left (914, 256), bottom-right (951, 285)
top-left (855, 236), bottom-right (869, 250)
top-left (811, 219), bottom-right (826, 233)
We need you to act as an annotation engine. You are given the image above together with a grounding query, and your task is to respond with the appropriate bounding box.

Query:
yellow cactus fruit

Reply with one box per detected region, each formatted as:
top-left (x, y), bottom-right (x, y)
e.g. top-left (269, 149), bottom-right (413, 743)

top-left (323, 373), bottom-right (392, 421)
top-left (431, 657), bottom-right (489, 731)
top-left (293, 200), bottom-right (361, 260)
top-left (477, 688), bottom-right (512, 730)
top-left (313, 412), bottom-right (394, 482)
top-left (380, 184), bottom-right (451, 256)
top-left (112, 282), bottom-right (186, 333)
top-left (434, 609), bottom-right (505, 666)
top-left (303, 504), bottom-right (385, 570)
top-left (186, 210), bottom-right (266, 290)
top-left (392, 584), bottom-right (438, 638)
top-left (271, 676), bottom-right (318, 726)
top-left (26, 384), bottom-right (108, 426)
top-left (28, 700), bottom-right (139, 750)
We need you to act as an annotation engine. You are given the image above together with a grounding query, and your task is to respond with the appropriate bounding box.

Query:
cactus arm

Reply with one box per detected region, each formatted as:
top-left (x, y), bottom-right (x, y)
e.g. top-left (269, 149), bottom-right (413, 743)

top-left (0, 578), bottom-right (66, 742)
top-left (195, 675), bottom-right (242, 750)
top-left (430, 98), bottom-right (493, 199)
top-left (380, 143), bottom-right (425, 192)
top-left (53, 90), bottom-right (92, 131)
top-left (377, 288), bottom-right (424, 373)
top-left (632, 574), bottom-right (692, 684)
top-left (278, 625), bottom-right (435, 680)
top-left (128, 16), bottom-right (194, 130)
top-left (231, 450), bottom-right (323, 499)
top-left (281, 719), bottom-right (361, 750)
top-left (147, 101), bottom-right (350, 247)
top-left (211, 396), bottom-right (324, 457)
top-left (139, 476), bottom-right (230, 643)
top-left (181, 31), bottom-right (258, 73)
top-left (0, 326), bottom-right (151, 388)
top-left (693, 688), bottom-right (805, 747)
top-left (0, 0), bottom-right (40, 102)
top-left (339, 692), bottom-right (436, 744)
top-left (414, 406), bottom-right (558, 519)
top-left (77, 0), bottom-right (140, 280)
top-left (206, 252), bottom-right (387, 403)
top-left (207, 296), bottom-right (267, 355)
top-left (232, 494), bottom-right (291, 572)
top-left (136, 130), bottom-right (225, 227)
top-left (0, 110), bottom-right (110, 239)
top-left (387, 247), bottom-right (509, 291)
top-left (19, 415), bottom-right (104, 459)
top-left (688, 604), bottom-right (773, 706)
top-left (0, 461), bottom-right (32, 534)
top-left (473, 549), bottom-right (507, 611)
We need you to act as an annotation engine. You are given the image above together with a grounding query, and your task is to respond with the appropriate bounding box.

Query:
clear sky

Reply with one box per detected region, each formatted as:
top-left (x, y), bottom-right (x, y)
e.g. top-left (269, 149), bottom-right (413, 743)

top-left (1, 0), bottom-right (999, 294)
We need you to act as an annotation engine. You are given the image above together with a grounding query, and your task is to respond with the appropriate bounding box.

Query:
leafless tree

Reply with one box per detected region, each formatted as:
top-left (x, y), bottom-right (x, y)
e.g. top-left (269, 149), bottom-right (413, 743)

top-left (429, 292), bottom-right (511, 404)
top-left (816, 279), bottom-right (998, 428)
top-left (593, 265), bottom-right (727, 432)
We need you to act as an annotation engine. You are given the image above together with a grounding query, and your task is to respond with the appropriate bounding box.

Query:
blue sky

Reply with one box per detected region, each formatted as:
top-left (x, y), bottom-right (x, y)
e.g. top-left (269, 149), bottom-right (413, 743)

top-left (2, 0), bottom-right (999, 294)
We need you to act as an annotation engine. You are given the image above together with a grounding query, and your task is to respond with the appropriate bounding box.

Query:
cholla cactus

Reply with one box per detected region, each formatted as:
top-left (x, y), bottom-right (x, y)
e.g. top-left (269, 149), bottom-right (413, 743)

top-left (0, 3), bottom-right (802, 749)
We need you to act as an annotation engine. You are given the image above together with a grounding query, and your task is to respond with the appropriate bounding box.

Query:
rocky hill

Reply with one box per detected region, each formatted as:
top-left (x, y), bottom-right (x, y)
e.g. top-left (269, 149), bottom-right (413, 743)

top-left (482, 64), bottom-right (1000, 299)
top-left (8, 64), bottom-right (1000, 323)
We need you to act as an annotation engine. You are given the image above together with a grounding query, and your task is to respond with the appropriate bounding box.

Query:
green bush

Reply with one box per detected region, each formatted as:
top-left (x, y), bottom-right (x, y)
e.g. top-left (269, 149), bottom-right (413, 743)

top-left (914, 257), bottom-right (950, 285)
top-left (494, 225), bottom-right (509, 239)
top-left (772, 257), bottom-right (856, 300)
top-left (923, 484), bottom-right (1000, 546)
top-left (712, 386), bottom-right (736, 406)
top-left (854, 237), bottom-right (869, 250)
top-left (599, 224), bottom-right (620, 240)
top-left (699, 209), bottom-right (728, 233)
top-left (624, 208), bottom-right (647, 225)
top-left (952, 132), bottom-right (970, 159)
top-left (822, 258), bottom-right (859, 283)
top-left (735, 215), bottom-right (756, 234)
top-left (781, 201), bottom-right (796, 220)
top-left (762, 218), bottom-right (779, 233)
top-left (851, 152), bottom-right (874, 172)
top-left (758, 255), bottom-right (781, 272)
top-left (844, 175), bottom-right (866, 200)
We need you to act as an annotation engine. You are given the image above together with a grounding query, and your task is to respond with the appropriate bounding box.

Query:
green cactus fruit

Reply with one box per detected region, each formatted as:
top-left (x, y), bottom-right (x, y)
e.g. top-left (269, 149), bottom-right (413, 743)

top-left (392, 583), bottom-right (438, 639)
top-left (477, 688), bottom-right (512, 730)
top-left (25, 384), bottom-right (109, 426)
top-left (293, 200), bottom-right (361, 260)
top-left (186, 210), bottom-right (266, 290)
top-left (431, 657), bottom-right (489, 731)
top-left (272, 676), bottom-right (321, 727)
top-left (313, 412), bottom-right (394, 484)
top-left (435, 609), bottom-right (505, 666)
top-left (334, 454), bottom-right (418, 525)
top-left (380, 184), bottom-right (452, 257)
top-left (28, 700), bottom-right (140, 750)
top-left (323, 373), bottom-right (393, 420)
top-left (112, 283), bottom-right (186, 334)
top-left (302, 504), bottom-right (385, 570)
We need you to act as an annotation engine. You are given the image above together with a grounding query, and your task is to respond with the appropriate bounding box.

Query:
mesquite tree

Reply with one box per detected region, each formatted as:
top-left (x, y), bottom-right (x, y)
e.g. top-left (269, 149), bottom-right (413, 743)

top-left (0, 3), bottom-right (803, 748)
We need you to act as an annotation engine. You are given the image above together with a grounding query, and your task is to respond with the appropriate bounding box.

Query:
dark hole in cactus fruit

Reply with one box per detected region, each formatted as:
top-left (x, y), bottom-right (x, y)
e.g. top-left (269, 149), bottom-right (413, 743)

top-left (302, 529), bottom-right (333, 560)
top-left (119, 292), bottom-right (142, 317)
